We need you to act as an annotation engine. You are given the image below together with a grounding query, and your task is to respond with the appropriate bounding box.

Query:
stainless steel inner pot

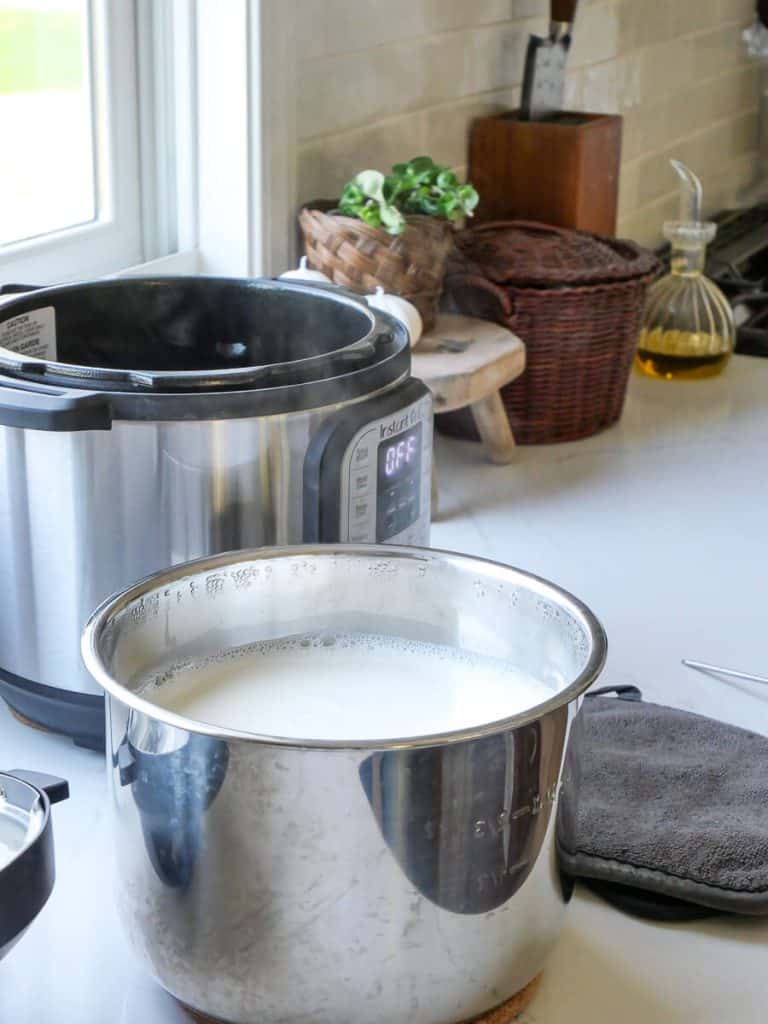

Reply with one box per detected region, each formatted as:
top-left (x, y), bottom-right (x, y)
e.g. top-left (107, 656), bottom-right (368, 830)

top-left (82, 545), bottom-right (606, 1024)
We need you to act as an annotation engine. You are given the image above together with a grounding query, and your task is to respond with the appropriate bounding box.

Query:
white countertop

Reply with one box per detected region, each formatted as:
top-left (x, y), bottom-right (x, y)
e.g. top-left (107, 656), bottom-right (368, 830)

top-left (3, 357), bottom-right (768, 1023)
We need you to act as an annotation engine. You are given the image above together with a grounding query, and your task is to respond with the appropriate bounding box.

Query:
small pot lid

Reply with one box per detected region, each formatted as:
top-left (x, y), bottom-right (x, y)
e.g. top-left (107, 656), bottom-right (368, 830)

top-left (0, 796), bottom-right (34, 870)
top-left (0, 772), bottom-right (54, 871)
top-left (0, 772), bottom-right (49, 959)
top-left (453, 220), bottom-right (659, 288)
top-left (0, 771), bottom-right (68, 959)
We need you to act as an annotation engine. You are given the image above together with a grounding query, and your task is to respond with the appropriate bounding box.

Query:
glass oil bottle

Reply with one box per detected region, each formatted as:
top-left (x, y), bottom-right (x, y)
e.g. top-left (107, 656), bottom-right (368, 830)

top-left (636, 160), bottom-right (735, 380)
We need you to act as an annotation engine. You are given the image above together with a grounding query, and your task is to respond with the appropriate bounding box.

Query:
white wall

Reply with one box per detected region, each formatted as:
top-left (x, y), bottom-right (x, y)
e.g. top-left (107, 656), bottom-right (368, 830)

top-left (293, 0), bottom-right (758, 247)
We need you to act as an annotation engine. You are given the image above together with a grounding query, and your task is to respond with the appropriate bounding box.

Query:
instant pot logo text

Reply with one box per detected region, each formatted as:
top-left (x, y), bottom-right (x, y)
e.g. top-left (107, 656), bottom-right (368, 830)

top-left (379, 406), bottom-right (420, 438)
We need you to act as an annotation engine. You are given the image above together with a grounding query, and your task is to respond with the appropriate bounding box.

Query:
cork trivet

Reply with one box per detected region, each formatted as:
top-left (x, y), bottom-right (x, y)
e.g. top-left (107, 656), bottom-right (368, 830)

top-left (181, 973), bottom-right (541, 1024)
top-left (182, 1009), bottom-right (219, 1023)
top-left (469, 973), bottom-right (541, 1023)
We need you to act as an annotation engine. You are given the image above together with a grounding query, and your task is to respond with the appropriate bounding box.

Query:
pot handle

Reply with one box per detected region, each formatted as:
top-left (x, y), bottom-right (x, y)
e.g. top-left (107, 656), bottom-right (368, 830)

top-left (0, 377), bottom-right (112, 431)
top-left (585, 685), bottom-right (643, 702)
top-left (7, 770), bottom-right (69, 804)
top-left (464, 219), bottom-right (576, 240)
top-left (441, 272), bottom-right (517, 329)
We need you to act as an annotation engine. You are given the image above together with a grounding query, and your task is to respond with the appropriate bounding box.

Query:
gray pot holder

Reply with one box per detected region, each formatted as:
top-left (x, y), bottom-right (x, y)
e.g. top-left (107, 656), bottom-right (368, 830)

top-left (557, 687), bottom-right (768, 921)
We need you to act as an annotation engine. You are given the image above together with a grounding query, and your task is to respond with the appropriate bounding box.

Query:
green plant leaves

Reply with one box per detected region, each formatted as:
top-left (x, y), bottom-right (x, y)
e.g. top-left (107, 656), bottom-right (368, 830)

top-left (337, 157), bottom-right (478, 235)
top-left (357, 204), bottom-right (383, 227)
top-left (407, 156), bottom-right (435, 178)
top-left (339, 182), bottom-right (364, 207)
top-left (436, 170), bottom-right (458, 190)
top-left (379, 204), bottom-right (406, 232)
top-left (354, 170), bottom-right (385, 200)
top-left (339, 172), bottom-right (404, 232)
top-left (458, 184), bottom-right (479, 212)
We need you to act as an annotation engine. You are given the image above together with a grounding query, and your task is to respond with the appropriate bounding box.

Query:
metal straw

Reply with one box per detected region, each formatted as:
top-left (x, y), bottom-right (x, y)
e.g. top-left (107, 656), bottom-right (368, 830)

top-left (681, 659), bottom-right (768, 686)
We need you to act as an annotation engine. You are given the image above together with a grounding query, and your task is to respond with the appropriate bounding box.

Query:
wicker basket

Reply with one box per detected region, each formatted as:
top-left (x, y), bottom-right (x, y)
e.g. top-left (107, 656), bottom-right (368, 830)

top-left (440, 220), bottom-right (659, 444)
top-left (299, 205), bottom-right (454, 331)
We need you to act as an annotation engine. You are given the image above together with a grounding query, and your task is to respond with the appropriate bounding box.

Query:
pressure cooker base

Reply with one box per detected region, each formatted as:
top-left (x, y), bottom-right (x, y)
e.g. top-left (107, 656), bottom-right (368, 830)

top-left (0, 666), bottom-right (104, 751)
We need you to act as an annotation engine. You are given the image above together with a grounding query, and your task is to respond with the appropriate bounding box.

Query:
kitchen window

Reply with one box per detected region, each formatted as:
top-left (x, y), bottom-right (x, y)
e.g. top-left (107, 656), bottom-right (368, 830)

top-left (0, 0), bottom-right (145, 283)
top-left (0, 0), bottom-right (298, 286)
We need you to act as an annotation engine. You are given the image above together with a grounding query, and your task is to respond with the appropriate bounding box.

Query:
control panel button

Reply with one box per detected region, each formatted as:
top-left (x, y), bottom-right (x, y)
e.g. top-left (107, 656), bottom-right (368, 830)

top-left (351, 470), bottom-right (371, 495)
top-left (353, 445), bottom-right (370, 467)
top-left (350, 526), bottom-right (374, 542)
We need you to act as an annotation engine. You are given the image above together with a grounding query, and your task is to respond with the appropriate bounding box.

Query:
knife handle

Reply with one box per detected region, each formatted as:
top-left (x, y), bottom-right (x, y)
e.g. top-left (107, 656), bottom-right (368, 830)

top-left (551, 0), bottom-right (578, 23)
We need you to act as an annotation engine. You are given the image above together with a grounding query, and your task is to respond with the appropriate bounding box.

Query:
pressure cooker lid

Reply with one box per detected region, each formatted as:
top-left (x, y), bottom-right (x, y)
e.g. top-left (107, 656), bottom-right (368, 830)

top-left (0, 277), bottom-right (404, 393)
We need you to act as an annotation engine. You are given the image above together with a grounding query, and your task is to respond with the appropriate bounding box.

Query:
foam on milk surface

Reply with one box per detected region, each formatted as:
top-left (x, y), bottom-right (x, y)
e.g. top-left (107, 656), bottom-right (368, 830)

top-left (138, 632), bottom-right (554, 741)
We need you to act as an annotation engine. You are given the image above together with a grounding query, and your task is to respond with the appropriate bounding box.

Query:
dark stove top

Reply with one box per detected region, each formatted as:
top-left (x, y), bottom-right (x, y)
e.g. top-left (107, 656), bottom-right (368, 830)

top-left (656, 203), bottom-right (768, 357)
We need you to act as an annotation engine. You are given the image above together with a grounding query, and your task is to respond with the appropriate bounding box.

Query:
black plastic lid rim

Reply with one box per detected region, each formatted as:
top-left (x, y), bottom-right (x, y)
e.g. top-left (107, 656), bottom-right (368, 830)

top-left (0, 277), bottom-right (413, 429)
top-left (0, 774), bottom-right (55, 953)
top-left (0, 279), bottom-right (387, 392)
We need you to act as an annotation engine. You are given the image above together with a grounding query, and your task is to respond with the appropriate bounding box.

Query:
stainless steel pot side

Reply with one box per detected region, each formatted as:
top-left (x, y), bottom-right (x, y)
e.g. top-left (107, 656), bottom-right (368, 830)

top-left (82, 545), bottom-right (606, 1024)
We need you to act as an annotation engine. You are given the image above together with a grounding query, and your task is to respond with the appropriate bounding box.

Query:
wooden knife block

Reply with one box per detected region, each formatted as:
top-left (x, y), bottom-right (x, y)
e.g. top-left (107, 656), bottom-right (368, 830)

top-left (469, 111), bottom-right (622, 236)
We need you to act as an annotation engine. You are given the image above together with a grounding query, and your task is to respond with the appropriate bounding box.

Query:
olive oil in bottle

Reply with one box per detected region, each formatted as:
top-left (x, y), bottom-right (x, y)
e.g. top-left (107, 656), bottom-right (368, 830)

top-left (636, 161), bottom-right (734, 381)
top-left (636, 331), bottom-right (731, 380)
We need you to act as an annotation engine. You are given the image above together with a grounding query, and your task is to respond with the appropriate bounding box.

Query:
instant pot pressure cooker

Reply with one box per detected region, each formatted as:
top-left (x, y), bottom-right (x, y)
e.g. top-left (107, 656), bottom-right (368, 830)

top-left (0, 278), bottom-right (432, 748)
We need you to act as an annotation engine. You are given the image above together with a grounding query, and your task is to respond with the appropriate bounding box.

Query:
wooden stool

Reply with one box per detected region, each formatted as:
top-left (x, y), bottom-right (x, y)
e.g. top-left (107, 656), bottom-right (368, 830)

top-left (411, 314), bottom-right (526, 513)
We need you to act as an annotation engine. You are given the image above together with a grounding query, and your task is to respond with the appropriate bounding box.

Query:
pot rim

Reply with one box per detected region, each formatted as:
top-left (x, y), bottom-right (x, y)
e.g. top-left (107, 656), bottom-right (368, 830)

top-left (0, 277), bottom-right (395, 392)
top-left (81, 545), bottom-right (607, 751)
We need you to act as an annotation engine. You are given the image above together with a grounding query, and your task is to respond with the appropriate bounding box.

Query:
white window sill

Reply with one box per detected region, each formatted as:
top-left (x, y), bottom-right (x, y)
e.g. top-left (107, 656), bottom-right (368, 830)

top-left (113, 248), bottom-right (201, 277)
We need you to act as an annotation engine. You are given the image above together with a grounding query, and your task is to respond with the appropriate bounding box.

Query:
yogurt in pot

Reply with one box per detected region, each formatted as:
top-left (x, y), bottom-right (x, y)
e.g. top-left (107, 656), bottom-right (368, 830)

top-left (138, 632), bottom-right (556, 741)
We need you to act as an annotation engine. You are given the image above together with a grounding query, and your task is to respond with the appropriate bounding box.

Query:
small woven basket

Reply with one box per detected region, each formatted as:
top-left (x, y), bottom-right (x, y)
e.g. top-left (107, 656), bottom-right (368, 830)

top-left (440, 220), bottom-right (659, 444)
top-left (299, 205), bottom-right (454, 331)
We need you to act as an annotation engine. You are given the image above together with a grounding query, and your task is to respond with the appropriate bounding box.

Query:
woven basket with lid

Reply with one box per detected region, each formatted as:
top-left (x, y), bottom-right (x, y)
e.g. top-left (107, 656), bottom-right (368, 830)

top-left (299, 205), bottom-right (454, 332)
top-left (441, 220), bottom-right (659, 444)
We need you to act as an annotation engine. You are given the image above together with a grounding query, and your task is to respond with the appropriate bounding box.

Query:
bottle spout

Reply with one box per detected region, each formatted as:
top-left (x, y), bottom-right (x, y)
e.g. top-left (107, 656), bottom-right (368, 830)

top-left (670, 159), bottom-right (703, 223)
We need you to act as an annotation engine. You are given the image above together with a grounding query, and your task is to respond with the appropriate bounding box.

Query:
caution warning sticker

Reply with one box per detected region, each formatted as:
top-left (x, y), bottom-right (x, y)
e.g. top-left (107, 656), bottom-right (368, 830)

top-left (0, 306), bottom-right (57, 361)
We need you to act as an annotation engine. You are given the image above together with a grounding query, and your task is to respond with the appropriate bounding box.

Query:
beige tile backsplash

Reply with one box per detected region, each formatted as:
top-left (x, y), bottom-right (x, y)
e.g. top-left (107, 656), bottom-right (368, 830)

top-left (296, 0), bottom-right (759, 248)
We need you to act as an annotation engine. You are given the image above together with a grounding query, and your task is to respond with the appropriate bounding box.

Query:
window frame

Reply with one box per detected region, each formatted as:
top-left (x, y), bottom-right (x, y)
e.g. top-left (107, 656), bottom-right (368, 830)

top-left (194, 0), bottom-right (297, 278)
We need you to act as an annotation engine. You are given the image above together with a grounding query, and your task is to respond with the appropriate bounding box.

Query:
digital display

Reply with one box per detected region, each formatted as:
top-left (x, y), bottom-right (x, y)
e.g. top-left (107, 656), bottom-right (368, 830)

top-left (382, 430), bottom-right (419, 479)
top-left (376, 422), bottom-right (423, 541)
